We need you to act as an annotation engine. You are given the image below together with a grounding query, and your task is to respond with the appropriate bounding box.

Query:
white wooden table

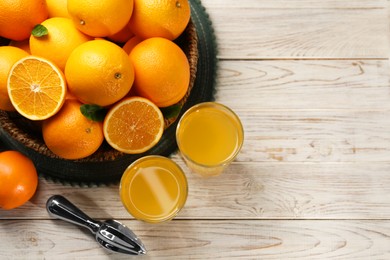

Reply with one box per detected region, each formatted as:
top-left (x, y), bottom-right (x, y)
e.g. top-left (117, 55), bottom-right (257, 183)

top-left (1, 0), bottom-right (390, 258)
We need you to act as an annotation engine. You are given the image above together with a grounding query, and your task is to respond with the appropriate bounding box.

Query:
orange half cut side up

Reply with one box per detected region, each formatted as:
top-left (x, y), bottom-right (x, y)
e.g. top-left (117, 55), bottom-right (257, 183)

top-left (7, 56), bottom-right (67, 120)
top-left (103, 96), bottom-right (164, 154)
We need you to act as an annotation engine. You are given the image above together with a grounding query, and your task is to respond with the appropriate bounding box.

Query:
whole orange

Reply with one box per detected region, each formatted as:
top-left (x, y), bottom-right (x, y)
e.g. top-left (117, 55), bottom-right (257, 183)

top-left (30, 17), bottom-right (92, 71)
top-left (65, 39), bottom-right (134, 106)
top-left (46, 0), bottom-right (71, 18)
top-left (0, 0), bottom-right (48, 41)
top-left (107, 22), bottom-right (134, 43)
top-left (67, 0), bottom-right (134, 37)
top-left (122, 35), bottom-right (143, 55)
top-left (42, 99), bottom-right (104, 160)
top-left (0, 151), bottom-right (38, 210)
top-left (9, 39), bottom-right (31, 54)
top-left (0, 46), bottom-right (29, 111)
top-left (129, 37), bottom-right (190, 107)
top-left (129, 0), bottom-right (190, 40)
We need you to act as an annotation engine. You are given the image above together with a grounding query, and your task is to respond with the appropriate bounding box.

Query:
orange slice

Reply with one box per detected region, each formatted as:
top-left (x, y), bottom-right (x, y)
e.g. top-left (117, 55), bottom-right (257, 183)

top-left (7, 56), bottom-right (66, 120)
top-left (103, 97), bottom-right (164, 154)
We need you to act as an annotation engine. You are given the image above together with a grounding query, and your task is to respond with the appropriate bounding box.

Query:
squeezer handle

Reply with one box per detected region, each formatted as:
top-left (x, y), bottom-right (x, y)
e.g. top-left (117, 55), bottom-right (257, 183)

top-left (46, 195), bottom-right (101, 234)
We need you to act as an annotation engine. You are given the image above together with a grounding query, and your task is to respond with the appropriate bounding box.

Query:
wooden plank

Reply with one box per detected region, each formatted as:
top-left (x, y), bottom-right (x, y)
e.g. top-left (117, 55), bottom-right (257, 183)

top-left (0, 220), bottom-right (389, 259)
top-left (215, 60), bottom-right (390, 110)
top-left (201, 6), bottom-right (389, 58)
top-left (202, 0), bottom-right (386, 9)
top-left (235, 109), bottom-right (390, 162)
top-left (1, 162), bottom-right (390, 220)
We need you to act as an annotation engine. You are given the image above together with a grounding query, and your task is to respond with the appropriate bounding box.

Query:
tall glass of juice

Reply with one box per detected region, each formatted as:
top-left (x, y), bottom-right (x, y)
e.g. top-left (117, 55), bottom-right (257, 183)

top-left (120, 156), bottom-right (188, 223)
top-left (176, 102), bottom-right (244, 177)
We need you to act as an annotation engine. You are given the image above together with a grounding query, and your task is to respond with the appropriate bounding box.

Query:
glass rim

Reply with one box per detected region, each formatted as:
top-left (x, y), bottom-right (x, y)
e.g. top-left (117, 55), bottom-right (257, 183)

top-left (119, 155), bottom-right (188, 223)
top-left (175, 102), bottom-right (244, 169)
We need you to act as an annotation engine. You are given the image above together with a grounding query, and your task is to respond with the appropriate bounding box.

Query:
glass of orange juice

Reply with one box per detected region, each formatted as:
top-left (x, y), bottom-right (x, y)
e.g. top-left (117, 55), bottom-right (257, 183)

top-left (120, 155), bottom-right (188, 223)
top-left (176, 102), bottom-right (244, 177)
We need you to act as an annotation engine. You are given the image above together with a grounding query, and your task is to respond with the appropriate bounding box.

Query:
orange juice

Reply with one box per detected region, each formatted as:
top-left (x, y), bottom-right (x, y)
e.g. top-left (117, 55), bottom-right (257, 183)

top-left (176, 102), bottom-right (244, 176)
top-left (120, 156), bottom-right (188, 223)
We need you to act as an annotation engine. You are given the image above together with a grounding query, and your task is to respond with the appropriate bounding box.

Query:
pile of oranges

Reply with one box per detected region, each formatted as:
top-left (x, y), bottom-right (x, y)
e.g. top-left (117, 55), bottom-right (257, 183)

top-left (0, 0), bottom-right (192, 160)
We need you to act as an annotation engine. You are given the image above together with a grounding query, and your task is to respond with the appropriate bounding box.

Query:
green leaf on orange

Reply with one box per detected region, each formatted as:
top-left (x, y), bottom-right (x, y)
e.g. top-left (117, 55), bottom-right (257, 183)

top-left (80, 104), bottom-right (107, 122)
top-left (161, 103), bottom-right (182, 119)
top-left (31, 24), bottom-right (48, 37)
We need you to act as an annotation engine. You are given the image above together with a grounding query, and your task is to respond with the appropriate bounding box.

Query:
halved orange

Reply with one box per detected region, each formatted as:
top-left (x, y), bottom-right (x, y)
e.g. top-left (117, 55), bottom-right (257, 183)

top-left (103, 97), bottom-right (164, 154)
top-left (7, 56), bottom-right (66, 120)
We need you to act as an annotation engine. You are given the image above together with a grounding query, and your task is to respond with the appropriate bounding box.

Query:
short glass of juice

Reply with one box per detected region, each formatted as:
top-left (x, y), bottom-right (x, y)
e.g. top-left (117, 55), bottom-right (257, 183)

top-left (176, 102), bottom-right (244, 177)
top-left (120, 155), bottom-right (188, 223)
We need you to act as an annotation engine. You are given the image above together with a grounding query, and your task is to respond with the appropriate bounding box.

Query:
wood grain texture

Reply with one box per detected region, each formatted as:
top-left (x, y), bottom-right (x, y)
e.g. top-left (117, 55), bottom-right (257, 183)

top-left (237, 109), bottom-right (390, 162)
top-left (203, 0), bottom-right (387, 9)
top-left (202, 2), bottom-right (389, 58)
top-left (1, 162), bottom-right (389, 220)
top-left (0, 220), bottom-right (389, 259)
top-left (215, 60), bottom-right (390, 109)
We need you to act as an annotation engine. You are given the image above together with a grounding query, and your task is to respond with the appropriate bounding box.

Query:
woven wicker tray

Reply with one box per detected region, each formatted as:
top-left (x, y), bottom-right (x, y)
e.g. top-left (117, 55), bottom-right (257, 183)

top-left (0, 0), bottom-right (217, 185)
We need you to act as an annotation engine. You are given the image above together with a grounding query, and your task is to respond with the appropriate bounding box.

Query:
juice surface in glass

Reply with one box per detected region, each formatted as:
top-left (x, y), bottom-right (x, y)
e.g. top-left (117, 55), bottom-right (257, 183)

top-left (176, 102), bottom-right (244, 176)
top-left (120, 156), bottom-right (188, 223)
